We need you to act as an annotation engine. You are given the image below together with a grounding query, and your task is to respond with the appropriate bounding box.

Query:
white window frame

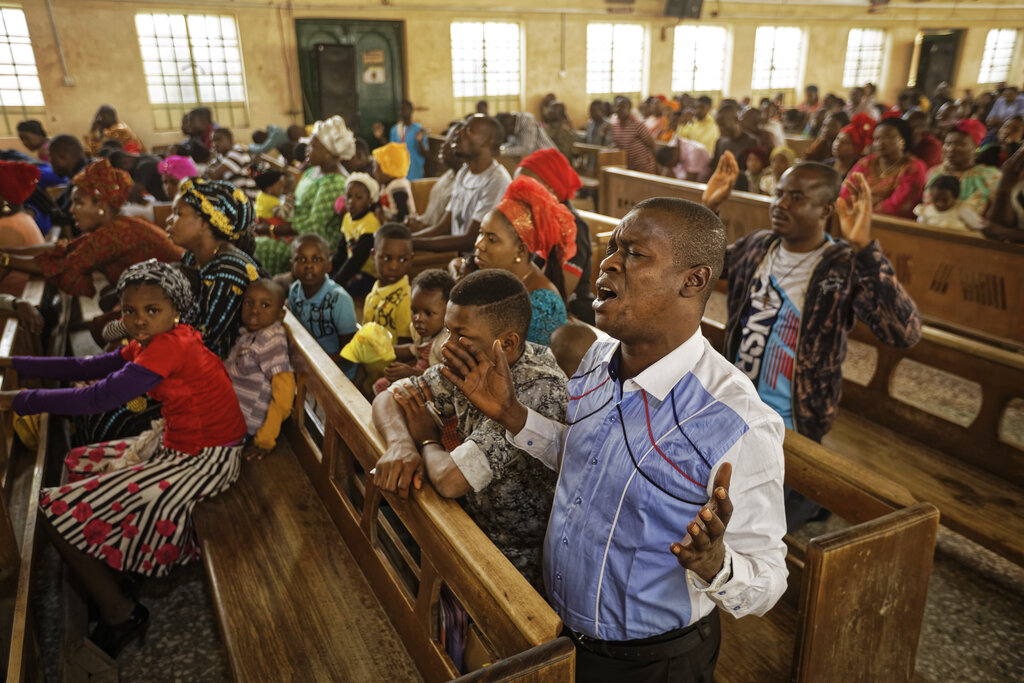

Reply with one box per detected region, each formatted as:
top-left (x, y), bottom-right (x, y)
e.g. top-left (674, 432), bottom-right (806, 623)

top-left (977, 29), bottom-right (1019, 85)
top-left (134, 12), bottom-right (249, 131)
top-left (450, 21), bottom-right (523, 116)
top-left (842, 29), bottom-right (886, 89)
top-left (751, 26), bottom-right (804, 92)
top-left (672, 25), bottom-right (729, 99)
top-left (0, 7), bottom-right (45, 137)
top-left (586, 22), bottom-right (646, 102)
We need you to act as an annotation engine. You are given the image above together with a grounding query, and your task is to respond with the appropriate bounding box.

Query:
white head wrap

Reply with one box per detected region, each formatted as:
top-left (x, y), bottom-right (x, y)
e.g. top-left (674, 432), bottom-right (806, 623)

top-left (312, 115), bottom-right (356, 160)
top-left (345, 172), bottom-right (380, 203)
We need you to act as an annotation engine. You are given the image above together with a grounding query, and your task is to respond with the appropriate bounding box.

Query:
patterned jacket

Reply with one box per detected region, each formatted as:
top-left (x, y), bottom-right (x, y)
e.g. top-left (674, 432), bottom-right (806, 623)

top-left (723, 230), bottom-right (921, 442)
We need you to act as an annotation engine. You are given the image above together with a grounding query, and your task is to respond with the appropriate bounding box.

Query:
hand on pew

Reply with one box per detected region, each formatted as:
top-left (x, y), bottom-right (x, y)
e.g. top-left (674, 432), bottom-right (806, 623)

top-left (836, 171), bottom-right (873, 250)
top-left (372, 386), bottom-right (427, 498)
top-left (6, 298), bottom-right (43, 335)
top-left (670, 462), bottom-right (734, 583)
top-left (701, 150), bottom-right (739, 214)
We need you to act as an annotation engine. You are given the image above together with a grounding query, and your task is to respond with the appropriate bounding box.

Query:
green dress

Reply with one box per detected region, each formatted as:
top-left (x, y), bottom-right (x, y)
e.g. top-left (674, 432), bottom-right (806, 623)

top-left (254, 167), bottom-right (347, 274)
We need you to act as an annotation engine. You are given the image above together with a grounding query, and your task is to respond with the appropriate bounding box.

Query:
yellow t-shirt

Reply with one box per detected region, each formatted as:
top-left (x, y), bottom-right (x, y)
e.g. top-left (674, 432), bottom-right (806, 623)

top-left (254, 191), bottom-right (281, 220)
top-left (341, 211), bottom-right (382, 277)
top-left (363, 275), bottom-right (412, 342)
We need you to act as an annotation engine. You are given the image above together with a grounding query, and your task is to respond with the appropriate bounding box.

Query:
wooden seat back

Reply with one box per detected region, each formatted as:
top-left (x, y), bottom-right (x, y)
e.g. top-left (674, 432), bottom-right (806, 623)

top-left (283, 315), bottom-right (564, 681)
top-left (151, 204), bottom-right (172, 230)
top-left (599, 166), bottom-right (1024, 348)
top-left (412, 177), bottom-right (440, 218)
top-left (717, 428), bottom-right (939, 683)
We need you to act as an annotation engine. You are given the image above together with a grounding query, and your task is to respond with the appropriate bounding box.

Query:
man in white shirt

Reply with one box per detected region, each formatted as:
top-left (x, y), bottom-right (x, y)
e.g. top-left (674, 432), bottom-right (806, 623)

top-left (412, 115), bottom-right (510, 253)
top-left (434, 198), bottom-right (788, 682)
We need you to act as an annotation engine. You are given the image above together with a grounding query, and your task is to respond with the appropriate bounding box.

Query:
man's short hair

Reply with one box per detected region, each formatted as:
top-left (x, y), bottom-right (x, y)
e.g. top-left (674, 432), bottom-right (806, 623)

top-left (213, 127), bottom-right (233, 142)
top-left (374, 222), bottom-right (412, 247)
top-left (472, 115), bottom-right (505, 153)
top-left (655, 145), bottom-right (677, 167)
top-left (291, 233), bottom-right (331, 257)
top-left (248, 277), bottom-right (286, 307)
top-left (697, 96), bottom-right (712, 106)
top-left (49, 134), bottom-right (83, 157)
top-left (411, 268), bottom-right (455, 300)
top-left (788, 162), bottom-right (842, 203)
top-left (449, 270), bottom-right (532, 342)
top-left (631, 197), bottom-right (726, 303)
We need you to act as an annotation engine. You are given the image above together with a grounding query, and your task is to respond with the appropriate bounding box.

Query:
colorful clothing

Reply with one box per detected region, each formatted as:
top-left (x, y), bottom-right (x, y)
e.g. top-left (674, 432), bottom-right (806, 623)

top-left (288, 278), bottom-right (357, 356)
top-left (669, 138), bottom-right (711, 181)
top-left (924, 163), bottom-right (1002, 216)
top-left (676, 116), bottom-right (720, 158)
top-left (724, 230), bottom-right (921, 442)
top-left (340, 211), bottom-right (381, 278)
top-left (255, 191), bottom-right (281, 221)
top-left (527, 289), bottom-right (567, 347)
top-left (510, 332), bottom-right (787, 639)
top-left (209, 144), bottom-right (257, 199)
top-left (182, 248), bottom-right (264, 359)
top-left (396, 341), bottom-right (568, 590)
top-left (85, 122), bottom-right (145, 156)
top-left (256, 167), bottom-right (345, 275)
top-left (842, 154), bottom-right (928, 219)
top-left (363, 276), bottom-right (412, 342)
top-left (225, 321), bottom-right (295, 450)
top-left (611, 115), bottom-right (656, 174)
top-left (37, 216), bottom-right (183, 297)
top-left (390, 121), bottom-right (427, 180)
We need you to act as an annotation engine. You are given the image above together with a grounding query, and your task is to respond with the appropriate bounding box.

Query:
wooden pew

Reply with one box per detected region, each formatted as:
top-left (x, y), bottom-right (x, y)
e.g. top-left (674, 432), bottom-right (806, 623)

top-left (411, 177), bottom-right (440, 219)
top-left (700, 313), bottom-right (1024, 567)
top-left (193, 313), bottom-right (572, 682)
top-left (573, 143), bottom-right (625, 204)
top-left (785, 135), bottom-right (812, 158)
top-left (1, 278), bottom-right (71, 682)
top-left (717, 430), bottom-right (939, 682)
top-left (599, 166), bottom-right (1024, 348)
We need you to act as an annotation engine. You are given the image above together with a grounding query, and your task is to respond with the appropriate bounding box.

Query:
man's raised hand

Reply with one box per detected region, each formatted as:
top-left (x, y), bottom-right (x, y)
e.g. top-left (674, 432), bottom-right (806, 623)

top-left (837, 171), bottom-right (873, 250)
top-left (439, 337), bottom-right (528, 434)
top-left (670, 462), bottom-right (734, 583)
top-left (701, 150), bottom-right (739, 213)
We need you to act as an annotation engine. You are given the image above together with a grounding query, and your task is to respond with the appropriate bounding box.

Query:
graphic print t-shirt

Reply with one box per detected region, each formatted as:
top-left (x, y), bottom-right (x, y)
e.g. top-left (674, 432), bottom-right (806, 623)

top-left (734, 239), bottom-right (831, 427)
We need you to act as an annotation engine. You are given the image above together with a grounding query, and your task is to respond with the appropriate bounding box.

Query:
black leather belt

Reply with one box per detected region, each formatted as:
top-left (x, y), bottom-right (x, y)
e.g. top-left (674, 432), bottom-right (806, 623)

top-left (566, 612), bottom-right (717, 662)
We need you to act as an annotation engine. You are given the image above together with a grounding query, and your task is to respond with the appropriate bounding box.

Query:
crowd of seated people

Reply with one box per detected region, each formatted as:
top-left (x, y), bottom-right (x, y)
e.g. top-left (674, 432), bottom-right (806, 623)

top-left (0, 72), bottom-right (1019, 678)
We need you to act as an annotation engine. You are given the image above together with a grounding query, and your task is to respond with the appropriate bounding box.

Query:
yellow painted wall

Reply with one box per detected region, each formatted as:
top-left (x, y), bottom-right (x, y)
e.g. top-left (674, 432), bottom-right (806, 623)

top-left (4, 0), bottom-right (1024, 155)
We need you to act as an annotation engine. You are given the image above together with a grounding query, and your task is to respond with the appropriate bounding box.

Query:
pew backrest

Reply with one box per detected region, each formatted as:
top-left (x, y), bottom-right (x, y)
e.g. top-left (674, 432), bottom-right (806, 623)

top-left (599, 166), bottom-right (1024, 348)
top-left (282, 313), bottom-right (563, 681)
top-left (412, 177), bottom-right (440, 218)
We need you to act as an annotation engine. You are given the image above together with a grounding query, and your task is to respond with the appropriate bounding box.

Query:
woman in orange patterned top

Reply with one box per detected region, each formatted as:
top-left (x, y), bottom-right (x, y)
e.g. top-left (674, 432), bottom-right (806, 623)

top-left (840, 116), bottom-right (927, 219)
top-left (0, 159), bottom-right (182, 301)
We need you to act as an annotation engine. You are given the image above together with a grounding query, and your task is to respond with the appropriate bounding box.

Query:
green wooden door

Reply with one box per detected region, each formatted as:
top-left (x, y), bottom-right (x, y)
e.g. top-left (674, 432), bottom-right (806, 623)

top-left (296, 19), bottom-right (405, 143)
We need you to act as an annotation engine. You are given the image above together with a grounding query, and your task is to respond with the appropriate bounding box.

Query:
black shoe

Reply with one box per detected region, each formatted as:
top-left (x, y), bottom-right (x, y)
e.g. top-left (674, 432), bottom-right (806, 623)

top-left (90, 603), bottom-right (150, 658)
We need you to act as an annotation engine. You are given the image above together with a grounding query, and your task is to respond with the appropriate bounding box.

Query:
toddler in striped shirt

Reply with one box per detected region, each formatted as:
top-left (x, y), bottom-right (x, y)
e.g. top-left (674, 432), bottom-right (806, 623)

top-left (224, 279), bottom-right (296, 460)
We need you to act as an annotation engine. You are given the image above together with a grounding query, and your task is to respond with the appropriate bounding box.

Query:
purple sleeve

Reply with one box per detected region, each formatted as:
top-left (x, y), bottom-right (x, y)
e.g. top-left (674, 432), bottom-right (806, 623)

top-left (12, 350), bottom-right (127, 381)
top-left (12, 362), bottom-right (162, 416)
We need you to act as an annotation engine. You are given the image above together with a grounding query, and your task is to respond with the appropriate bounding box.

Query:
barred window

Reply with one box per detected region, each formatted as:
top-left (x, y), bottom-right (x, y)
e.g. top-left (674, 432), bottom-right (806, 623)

top-left (672, 26), bottom-right (727, 96)
top-left (0, 7), bottom-right (44, 136)
top-left (751, 26), bottom-right (803, 90)
top-left (135, 12), bottom-right (248, 131)
top-left (978, 29), bottom-right (1018, 84)
top-left (450, 22), bottom-right (521, 117)
top-left (587, 23), bottom-right (645, 102)
top-left (843, 29), bottom-right (885, 88)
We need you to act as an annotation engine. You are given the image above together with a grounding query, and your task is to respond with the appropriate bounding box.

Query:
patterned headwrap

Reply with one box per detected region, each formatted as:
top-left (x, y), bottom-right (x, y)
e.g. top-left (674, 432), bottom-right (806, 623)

top-left (157, 155), bottom-right (198, 181)
top-left (0, 160), bottom-right (40, 205)
top-left (312, 115), bottom-right (356, 160)
top-left (72, 158), bottom-right (133, 210)
top-left (116, 259), bottom-right (195, 320)
top-left (372, 142), bottom-right (411, 179)
top-left (517, 149), bottom-right (582, 203)
top-left (345, 172), bottom-right (381, 202)
top-left (495, 175), bottom-right (577, 266)
top-left (177, 177), bottom-right (254, 242)
top-left (839, 113), bottom-right (876, 155)
top-left (952, 118), bottom-right (987, 146)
